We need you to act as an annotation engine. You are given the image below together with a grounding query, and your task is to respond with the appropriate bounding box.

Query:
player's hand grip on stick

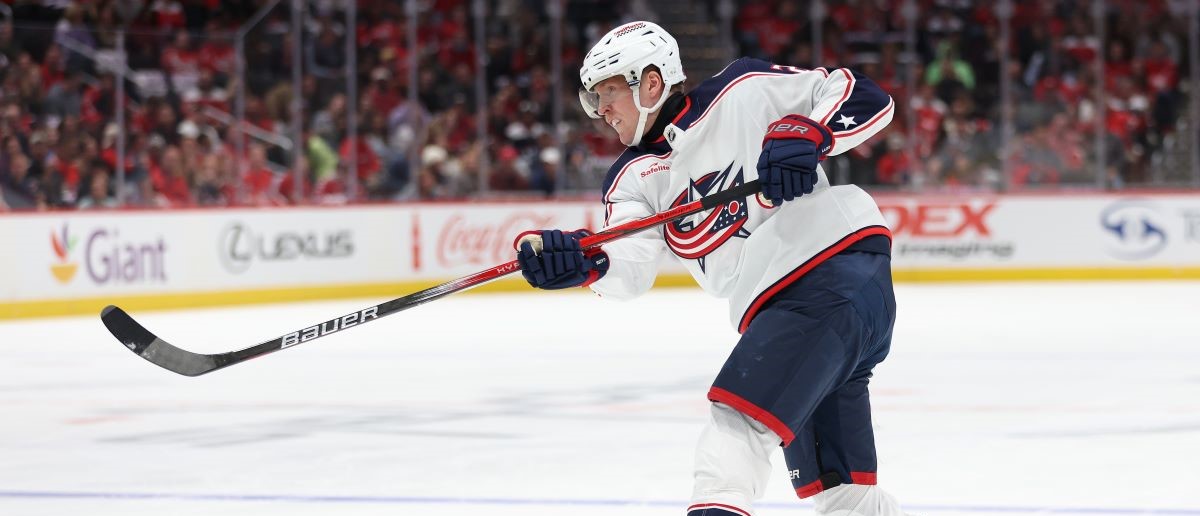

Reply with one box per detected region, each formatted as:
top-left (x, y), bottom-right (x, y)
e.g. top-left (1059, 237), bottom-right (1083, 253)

top-left (100, 179), bottom-right (758, 377)
top-left (514, 229), bottom-right (609, 289)
top-left (757, 114), bottom-right (832, 206)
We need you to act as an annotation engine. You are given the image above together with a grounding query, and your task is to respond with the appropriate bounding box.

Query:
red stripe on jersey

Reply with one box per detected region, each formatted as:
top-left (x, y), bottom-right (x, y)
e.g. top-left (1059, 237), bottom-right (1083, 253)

top-left (851, 471), bottom-right (878, 485)
top-left (796, 478), bottom-right (826, 498)
top-left (819, 68), bottom-right (856, 126)
top-left (708, 386), bottom-right (795, 446)
top-left (603, 151), bottom-right (671, 225)
top-left (834, 98), bottom-right (895, 137)
top-left (689, 73), bottom-right (778, 128)
top-left (666, 219), bottom-right (746, 259)
top-left (686, 503), bottom-right (752, 516)
top-left (652, 96), bottom-right (694, 144)
top-left (663, 200), bottom-right (747, 258)
top-left (794, 473), bottom-right (876, 499)
top-left (738, 226), bottom-right (893, 334)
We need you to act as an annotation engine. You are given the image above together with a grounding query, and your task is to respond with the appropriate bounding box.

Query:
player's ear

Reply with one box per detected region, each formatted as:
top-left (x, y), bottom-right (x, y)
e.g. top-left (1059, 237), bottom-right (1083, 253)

top-left (645, 69), bottom-right (665, 101)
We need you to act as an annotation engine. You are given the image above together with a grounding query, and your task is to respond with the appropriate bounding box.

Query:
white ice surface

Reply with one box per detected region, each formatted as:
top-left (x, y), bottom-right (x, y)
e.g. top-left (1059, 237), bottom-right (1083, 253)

top-left (1, 282), bottom-right (1199, 515)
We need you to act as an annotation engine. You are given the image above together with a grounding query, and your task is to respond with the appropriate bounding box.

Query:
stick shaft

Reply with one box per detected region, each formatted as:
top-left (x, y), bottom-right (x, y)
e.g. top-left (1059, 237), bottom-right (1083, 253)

top-left (102, 179), bottom-right (760, 376)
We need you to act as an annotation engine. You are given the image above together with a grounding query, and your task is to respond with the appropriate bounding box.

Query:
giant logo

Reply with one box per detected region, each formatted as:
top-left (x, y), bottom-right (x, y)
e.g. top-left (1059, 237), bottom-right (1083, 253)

top-left (664, 164), bottom-right (750, 270)
top-left (50, 224), bottom-right (79, 284)
top-left (219, 222), bottom-right (354, 274)
top-left (51, 223), bottom-right (168, 285)
top-left (1100, 200), bottom-right (1169, 260)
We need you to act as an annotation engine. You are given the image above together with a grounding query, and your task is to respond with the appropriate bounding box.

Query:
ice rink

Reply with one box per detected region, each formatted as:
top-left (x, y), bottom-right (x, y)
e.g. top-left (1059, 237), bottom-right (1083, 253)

top-left (2, 281), bottom-right (1198, 516)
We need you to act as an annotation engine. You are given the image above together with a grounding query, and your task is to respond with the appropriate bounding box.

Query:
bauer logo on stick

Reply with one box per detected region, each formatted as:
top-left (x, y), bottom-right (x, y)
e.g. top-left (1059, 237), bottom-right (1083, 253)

top-left (282, 307), bottom-right (380, 348)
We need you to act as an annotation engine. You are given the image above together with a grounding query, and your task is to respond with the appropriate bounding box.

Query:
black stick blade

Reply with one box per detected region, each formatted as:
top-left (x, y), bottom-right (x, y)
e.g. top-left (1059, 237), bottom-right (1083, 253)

top-left (101, 305), bottom-right (222, 377)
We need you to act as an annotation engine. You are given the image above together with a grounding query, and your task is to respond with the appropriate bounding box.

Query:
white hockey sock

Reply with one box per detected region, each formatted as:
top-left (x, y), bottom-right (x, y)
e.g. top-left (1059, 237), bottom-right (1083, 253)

top-left (812, 484), bottom-right (910, 516)
top-left (689, 402), bottom-right (782, 515)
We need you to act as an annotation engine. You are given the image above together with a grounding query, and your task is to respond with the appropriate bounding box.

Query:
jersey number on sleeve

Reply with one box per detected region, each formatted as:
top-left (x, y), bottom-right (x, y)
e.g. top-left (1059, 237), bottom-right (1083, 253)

top-left (770, 64), bottom-right (805, 74)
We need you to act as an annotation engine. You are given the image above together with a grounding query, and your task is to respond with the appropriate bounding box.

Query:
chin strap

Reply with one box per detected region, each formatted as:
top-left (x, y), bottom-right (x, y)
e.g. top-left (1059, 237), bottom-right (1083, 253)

top-left (628, 84), bottom-right (673, 147)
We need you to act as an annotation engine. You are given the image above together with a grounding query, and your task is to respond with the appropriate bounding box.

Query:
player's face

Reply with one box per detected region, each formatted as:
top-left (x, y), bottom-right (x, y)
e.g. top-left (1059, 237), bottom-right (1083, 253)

top-left (594, 76), bottom-right (641, 145)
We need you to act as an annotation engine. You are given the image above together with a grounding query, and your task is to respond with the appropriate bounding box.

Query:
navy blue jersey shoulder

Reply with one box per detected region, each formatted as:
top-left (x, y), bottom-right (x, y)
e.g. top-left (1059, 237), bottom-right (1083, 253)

top-left (601, 148), bottom-right (641, 196)
top-left (824, 69), bottom-right (891, 133)
top-left (600, 146), bottom-right (666, 198)
top-left (674, 57), bottom-right (789, 129)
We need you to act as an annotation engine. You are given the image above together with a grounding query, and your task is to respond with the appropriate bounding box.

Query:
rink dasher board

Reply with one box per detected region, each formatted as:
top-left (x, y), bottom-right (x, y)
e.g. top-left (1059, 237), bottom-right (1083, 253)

top-left (874, 193), bottom-right (1200, 276)
top-left (3, 193), bottom-right (1199, 318)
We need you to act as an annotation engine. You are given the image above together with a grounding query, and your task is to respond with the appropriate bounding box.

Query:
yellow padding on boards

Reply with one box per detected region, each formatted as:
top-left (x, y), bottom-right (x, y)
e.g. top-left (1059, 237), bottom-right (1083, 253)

top-left (4, 268), bottom-right (1200, 320)
top-left (1, 279), bottom-right (536, 320)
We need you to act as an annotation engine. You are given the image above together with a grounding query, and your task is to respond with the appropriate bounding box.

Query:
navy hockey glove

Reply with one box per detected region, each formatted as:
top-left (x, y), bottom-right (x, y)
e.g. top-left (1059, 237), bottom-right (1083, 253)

top-left (757, 114), bottom-right (833, 206)
top-left (514, 229), bottom-right (609, 290)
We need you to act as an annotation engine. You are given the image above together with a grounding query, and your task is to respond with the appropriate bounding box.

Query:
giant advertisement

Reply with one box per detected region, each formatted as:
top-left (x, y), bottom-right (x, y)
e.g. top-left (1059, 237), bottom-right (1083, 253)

top-left (42, 216), bottom-right (172, 293)
top-left (5, 207), bottom-right (416, 304)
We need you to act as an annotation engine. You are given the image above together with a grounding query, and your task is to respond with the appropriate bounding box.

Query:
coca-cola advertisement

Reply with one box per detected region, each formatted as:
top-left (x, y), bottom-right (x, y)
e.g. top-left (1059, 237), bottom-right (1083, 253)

top-left (419, 204), bottom-right (602, 274)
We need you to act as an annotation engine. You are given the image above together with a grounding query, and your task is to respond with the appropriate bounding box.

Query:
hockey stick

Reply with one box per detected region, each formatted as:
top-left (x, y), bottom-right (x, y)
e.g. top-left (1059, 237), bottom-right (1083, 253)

top-left (101, 179), bottom-right (762, 377)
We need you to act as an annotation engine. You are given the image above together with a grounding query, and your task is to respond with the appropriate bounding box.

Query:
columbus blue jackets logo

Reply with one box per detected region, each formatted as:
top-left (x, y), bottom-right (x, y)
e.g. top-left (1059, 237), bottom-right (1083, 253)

top-left (665, 164), bottom-right (751, 270)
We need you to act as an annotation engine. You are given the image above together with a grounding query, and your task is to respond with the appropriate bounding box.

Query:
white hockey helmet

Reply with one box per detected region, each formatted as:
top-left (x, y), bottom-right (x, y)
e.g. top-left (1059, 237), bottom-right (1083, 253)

top-left (578, 21), bottom-right (686, 146)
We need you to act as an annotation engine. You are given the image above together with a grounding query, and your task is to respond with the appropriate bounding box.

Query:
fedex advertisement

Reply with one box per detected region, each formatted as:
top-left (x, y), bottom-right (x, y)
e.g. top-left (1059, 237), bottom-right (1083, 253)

top-left (878, 194), bottom-right (1200, 269)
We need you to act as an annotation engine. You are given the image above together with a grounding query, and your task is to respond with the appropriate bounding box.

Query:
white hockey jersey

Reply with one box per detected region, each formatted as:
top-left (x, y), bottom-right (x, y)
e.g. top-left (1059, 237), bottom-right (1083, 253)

top-left (591, 58), bottom-right (895, 332)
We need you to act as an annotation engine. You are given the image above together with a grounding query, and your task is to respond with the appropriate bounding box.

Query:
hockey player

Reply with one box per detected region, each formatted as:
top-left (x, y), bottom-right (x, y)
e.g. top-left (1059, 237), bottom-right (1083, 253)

top-left (515, 21), bottom-right (907, 516)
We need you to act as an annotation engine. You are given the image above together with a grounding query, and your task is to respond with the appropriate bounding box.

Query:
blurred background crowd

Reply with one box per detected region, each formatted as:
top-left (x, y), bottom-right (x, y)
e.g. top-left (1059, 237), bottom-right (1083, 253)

top-left (1, 0), bottom-right (1198, 211)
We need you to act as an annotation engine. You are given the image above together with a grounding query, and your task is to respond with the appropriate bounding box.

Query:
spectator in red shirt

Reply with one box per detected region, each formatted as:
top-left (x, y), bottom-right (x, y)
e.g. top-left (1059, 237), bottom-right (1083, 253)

top-left (339, 133), bottom-right (382, 185)
top-left (277, 154), bottom-right (313, 205)
top-left (151, 0), bottom-right (187, 31)
top-left (438, 32), bottom-right (476, 72)
top-left (242, 142), bottom-right (277, 205)
top-left (182, 69), bottom-right (230, 113)
top-left (99, 123), bottom-right (135, 176)
top-left (157, 145), bottom-right (192, 206)
top-left (362, 67), bottom-right (403, 115)
top-left (735, 2), bottom-right (773, 57)
top-left (438, 5), bottom-right (469, 43)
top-left (488, 144), bottom-right (528, 191)
top-left (875, 133), bottom-right (912, 186)
top-left (756, 1), bottom-right (801, 59)
top-left (1142, 40), bottom-right (1178, 94)
top-left (910, 84), bottom-right (947, 159)
top-left (161, 31), bottom-right (201, 87)
top-left (1060, 15), bottom-right (1099, 64)
top-left (198, 20), bottom-right (236, 77)
top-left (40, 45), bottom-right (66, 91)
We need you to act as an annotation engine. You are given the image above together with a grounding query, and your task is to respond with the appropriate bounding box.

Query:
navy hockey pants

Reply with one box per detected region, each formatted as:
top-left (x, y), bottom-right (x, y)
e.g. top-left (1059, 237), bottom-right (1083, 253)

top-left (708, 249), bottom-right (896, 499)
